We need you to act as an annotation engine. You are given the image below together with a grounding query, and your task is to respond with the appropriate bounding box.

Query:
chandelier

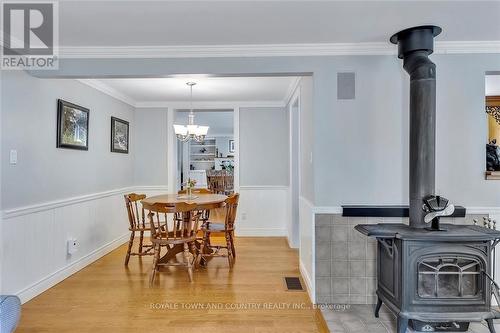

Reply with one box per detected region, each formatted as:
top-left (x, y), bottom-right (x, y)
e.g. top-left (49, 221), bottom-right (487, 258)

top-left (173, 82), bottom-right (209, 142)
top-left (487, 106), bottom-right (500, 125)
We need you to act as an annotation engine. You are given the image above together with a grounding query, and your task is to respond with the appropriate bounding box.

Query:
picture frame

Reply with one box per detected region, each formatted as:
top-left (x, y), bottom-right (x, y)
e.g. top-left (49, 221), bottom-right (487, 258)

top-left (111, 116), bottom-right (129, 154)
top-left (229, 139), bottom-right (235, 153)
top-left (57, 99), bottom-right (89, 150)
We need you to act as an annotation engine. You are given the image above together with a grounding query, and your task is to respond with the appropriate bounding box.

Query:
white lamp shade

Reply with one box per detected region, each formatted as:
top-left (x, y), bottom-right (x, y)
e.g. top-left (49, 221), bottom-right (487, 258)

top-left (186, 124), bottom-right (197, 134)
top-left (173, 124), bottom-right (188, 135)
top-left (196, 126), bottom-right (209, 136)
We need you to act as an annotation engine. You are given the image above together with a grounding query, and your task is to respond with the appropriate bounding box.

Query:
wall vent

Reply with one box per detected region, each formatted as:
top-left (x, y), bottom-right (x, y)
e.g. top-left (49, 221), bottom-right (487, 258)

top-left (337, 72), bottom-right (355, 100)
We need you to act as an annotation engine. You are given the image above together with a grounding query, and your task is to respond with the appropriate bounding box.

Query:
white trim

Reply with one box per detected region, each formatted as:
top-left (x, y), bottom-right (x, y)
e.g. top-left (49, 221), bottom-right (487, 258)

top-left (2, 187), bottom-right (134, 219)
top-left (236, 227), bottom-right (287, 237)
top-left (58, 41), bottom-right (500, 59)
top-left (166, 108), bottom-right (177, 193)
top-left (233, 107), bottom-right (240, 193)
top-left (136, 101), bottom-right (285, 109)
top-left (283, 77), bottom-right (301, 106)
top-left (77, 79), bottom-right (136, 106)
top-left (437, 41), bottom-right (500, 54)
top-left (300, 259), bottom-right (314, 304)
top-left (17, 233), bottom-right (129, 303)
top-left (288, 86), bottom-right (301, 249)
top-left (239, 185), bottom-right (289, 190)
top-left (1, 185), bottom-right (169, 220)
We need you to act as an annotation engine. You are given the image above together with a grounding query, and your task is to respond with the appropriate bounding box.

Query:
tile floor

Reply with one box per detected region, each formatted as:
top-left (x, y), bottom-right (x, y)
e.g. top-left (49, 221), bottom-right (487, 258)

top-left (321, 304), bottom-right (499, 333)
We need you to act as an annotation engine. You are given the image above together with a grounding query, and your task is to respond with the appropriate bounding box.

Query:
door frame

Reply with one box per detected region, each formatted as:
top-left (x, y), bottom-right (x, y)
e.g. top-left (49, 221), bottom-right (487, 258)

top-left (167, 106), bottom-right (239, 194)
top-left (288, 85), bottom-right (301, 249)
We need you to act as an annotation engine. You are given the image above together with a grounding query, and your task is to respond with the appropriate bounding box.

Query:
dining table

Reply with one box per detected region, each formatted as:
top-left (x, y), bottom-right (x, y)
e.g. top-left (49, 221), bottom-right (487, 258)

top-left (141, 193), bottom-right (227, 264)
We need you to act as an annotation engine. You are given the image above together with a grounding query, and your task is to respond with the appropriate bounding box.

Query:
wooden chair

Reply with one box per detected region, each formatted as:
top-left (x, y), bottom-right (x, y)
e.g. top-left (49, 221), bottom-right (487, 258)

top-left (124, 193), bottom-right (154, 265)
top-left (144, 202), bottom-right (202, 284)
top-left (196, 193), bottom-right (239, 268)
top-left (224, 174), bottom-right (234, 195)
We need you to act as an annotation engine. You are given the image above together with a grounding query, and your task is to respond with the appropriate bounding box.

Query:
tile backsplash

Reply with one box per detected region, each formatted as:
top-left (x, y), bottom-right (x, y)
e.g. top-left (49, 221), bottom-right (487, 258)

top-left (314, 213), bottom-right (487, 305)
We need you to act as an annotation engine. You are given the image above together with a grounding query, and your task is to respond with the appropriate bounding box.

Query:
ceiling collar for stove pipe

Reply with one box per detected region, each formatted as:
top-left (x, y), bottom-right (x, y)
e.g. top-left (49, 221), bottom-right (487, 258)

top-left (390, 25), bottom-right (442, 228)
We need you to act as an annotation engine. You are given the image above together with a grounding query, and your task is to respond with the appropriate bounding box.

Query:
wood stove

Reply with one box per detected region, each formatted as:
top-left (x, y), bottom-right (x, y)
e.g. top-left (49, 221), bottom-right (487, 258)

top-left (355, 26), bottom-right (500, 333)
top-left (356, 223), bottom-right (500, 332)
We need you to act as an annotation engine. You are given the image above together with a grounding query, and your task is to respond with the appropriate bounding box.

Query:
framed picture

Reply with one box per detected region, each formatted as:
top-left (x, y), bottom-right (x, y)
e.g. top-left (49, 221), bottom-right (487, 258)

top-left (57, 99), bottom-right (89, 150)
top-left (229, 139), bottom-right (235, 153)
top-left (111, 116), bottom-right (129, 154)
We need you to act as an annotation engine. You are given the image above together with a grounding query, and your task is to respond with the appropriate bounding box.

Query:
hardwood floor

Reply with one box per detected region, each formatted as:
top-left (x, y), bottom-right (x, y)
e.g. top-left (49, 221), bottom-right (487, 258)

top-left (17, 237), bottom-right (324, 333)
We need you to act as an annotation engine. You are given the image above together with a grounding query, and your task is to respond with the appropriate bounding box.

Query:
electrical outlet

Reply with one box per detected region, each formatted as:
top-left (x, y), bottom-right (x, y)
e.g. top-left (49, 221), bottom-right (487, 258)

top-left (67, 238), bottom-right (79, 255)
top-left (9, 150), bottom-right (17, 165)
top-left (241, 212), bottom-right (247, 220)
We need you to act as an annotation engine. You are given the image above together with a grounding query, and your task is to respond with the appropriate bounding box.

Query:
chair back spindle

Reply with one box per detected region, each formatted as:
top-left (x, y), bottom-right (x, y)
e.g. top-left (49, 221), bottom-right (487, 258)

top-left (145, 202), bottom-right (201, 243)
top-left (124, 193), bottom-right (147, 229)
top-left (224, 193), bottom-right (240, 230)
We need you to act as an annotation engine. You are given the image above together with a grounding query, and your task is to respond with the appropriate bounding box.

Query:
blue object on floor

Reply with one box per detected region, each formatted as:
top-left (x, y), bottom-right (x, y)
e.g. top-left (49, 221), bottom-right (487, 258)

top-left (0, 295), bottom-right (21, 333)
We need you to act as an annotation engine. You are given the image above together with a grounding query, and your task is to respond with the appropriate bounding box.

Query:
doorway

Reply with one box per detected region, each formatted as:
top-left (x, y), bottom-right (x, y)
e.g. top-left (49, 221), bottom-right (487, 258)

top-left (175, 109), bottom-right (235, 192)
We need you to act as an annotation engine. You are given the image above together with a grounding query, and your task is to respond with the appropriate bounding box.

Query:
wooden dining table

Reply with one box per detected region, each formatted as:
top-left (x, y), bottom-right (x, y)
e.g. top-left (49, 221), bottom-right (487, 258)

top-left (141, 193), bottom-right (227, 264)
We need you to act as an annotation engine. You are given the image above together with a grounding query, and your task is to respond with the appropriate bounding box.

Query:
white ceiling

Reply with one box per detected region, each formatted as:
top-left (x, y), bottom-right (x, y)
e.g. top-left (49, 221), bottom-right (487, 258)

top-left (80, 76), bottom-right (299, 105)
top-left (58, 1), bottom-right (500, 47)
top-left (486, 75), bottom-right (500, 96)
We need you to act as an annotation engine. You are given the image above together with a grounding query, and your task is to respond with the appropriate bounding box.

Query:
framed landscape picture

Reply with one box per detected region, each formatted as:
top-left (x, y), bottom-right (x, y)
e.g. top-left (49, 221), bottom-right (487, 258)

top-left (57, 99), bottom-right (89, 150)
top-left (111, 117), bottom-right (129, 154)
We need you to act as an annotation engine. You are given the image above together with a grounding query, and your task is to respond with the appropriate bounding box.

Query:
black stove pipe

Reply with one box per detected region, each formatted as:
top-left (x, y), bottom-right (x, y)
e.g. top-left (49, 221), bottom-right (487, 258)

top-left (390, 26), bottom-right (442, 228)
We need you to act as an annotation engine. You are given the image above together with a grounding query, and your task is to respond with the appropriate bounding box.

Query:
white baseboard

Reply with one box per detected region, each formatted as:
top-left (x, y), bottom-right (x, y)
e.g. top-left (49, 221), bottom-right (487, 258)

top-left (300, 259), bottom-right (314, 304)
top-left (236, 228), bottom-right (287, 237)
top-left (287, 235), bottom-right (299, 249)
top-left (17, 233), bottom-right (129, 303)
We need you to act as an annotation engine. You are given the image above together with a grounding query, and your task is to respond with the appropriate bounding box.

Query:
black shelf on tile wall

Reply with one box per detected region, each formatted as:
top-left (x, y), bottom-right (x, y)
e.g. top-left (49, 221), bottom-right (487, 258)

top-left (342, 205), bottom-right (466, 218)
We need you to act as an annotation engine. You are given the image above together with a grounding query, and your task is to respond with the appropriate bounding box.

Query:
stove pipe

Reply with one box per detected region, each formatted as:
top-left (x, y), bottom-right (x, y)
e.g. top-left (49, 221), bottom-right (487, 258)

top-left (390, 26), bottom-right (442, 228)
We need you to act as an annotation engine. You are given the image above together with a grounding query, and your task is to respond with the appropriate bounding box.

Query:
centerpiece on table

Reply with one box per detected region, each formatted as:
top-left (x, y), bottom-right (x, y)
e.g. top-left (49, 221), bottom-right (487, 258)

top-left (179, 178), bottom-right (198, 199)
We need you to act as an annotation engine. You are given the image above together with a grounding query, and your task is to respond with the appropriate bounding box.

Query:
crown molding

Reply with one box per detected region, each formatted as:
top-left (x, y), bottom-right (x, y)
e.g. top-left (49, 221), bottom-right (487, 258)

top-left (135, 100), bottom-right (286, 109)
top-left (58, 43), bottom-right (392, 58)
top-left (77, 79), bottom-right (136, 106)
top-left (435, 41), bottom-right (500, 54)
top-left (59, 41), bottom-right (500, 59)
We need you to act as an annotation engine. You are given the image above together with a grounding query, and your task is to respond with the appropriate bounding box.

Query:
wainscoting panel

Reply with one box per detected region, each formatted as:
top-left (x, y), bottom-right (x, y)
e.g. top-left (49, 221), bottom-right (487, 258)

top-left (237, 186), bottom-right (288, 236)
top-left (0, 187), bottom-right (148, 303)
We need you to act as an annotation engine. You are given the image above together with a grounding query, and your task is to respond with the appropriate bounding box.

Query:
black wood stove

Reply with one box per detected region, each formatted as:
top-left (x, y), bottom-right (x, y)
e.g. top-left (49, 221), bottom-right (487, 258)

top-left (355, 26), bottom-right (500, 333)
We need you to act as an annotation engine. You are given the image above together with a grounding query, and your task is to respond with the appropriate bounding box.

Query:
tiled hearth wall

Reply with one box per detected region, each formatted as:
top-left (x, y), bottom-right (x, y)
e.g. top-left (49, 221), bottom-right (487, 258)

top-left (315, 213), bottom-right (488, 305)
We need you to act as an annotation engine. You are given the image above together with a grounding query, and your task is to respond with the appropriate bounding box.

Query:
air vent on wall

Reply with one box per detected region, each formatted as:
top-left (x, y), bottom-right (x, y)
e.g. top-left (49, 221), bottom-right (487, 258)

top-left (337, 72), bottom-right (355, 100)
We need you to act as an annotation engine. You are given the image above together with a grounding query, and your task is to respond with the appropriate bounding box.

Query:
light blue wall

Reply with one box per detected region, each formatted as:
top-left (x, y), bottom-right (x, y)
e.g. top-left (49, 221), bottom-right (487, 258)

top-left (240, 107), bottom-right (289, 186)
top-left (29, 53), bottom-right (500, 207)
top-left (134, 108), bottom-right (168, 186)
top-left (1, 71), bottom-right (135, 210)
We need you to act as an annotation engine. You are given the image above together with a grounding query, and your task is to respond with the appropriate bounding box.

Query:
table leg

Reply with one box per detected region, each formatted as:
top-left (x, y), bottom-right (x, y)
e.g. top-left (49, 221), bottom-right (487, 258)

top-left (157, 212), bottom-right (214, 265)
top-left (157, 244), bottom-right (183, 264)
